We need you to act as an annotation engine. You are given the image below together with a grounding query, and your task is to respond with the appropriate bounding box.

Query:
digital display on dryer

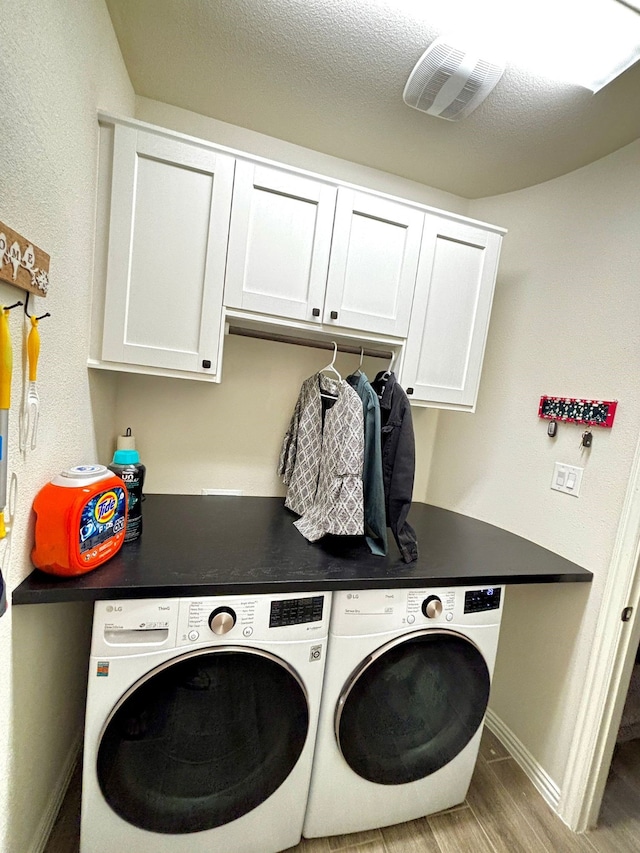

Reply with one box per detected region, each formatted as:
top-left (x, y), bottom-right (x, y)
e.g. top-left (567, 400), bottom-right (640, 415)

top-left (269, 596), bottom-right (324, 627)
top-left (464, 588), bottom-right (502, 613)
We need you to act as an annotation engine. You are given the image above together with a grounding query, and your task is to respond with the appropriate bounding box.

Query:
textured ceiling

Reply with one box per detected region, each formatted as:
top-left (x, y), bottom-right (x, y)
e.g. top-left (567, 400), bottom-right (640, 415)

top-left (104, 0), bottom-right (640, 199)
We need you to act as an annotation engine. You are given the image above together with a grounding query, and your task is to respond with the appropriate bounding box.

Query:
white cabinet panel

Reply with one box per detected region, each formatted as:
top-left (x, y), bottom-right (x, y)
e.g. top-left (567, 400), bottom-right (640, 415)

top-left (401, 214), bottom-right (502, 410)
top-left (324, 190), bottom-right (423, 337)
top-left (101, 125), bottom-right (234, 375)
top-left (224, 162), bottom-right (337, 321)
top-left (94, 116), bottom-right (505, 400)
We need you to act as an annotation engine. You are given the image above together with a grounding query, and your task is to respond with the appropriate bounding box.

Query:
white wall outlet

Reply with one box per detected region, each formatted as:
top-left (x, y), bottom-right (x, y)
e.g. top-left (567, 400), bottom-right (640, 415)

top-left (201, 489), bottom-right (244, 496)
top-left (551, 463), bottom-right (583, 497)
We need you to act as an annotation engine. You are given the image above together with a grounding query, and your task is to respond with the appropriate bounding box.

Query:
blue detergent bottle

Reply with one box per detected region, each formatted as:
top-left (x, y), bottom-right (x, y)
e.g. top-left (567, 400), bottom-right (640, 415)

top-left (108, 428), bottom-right (146, 543)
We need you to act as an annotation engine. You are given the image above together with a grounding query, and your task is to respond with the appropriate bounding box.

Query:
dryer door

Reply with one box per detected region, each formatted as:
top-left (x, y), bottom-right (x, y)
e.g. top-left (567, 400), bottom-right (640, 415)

top-left (335, 630), bottom-right (490, 785)
top-left (96, 647), bottom-right (309, 833)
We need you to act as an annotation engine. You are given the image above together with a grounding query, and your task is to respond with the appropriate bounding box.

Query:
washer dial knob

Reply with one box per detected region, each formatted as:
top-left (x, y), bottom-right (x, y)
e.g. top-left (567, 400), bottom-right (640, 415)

top-left (422, 595), bottom-right (443, 619)
top-left (208, 606), bottom-right (236, 635)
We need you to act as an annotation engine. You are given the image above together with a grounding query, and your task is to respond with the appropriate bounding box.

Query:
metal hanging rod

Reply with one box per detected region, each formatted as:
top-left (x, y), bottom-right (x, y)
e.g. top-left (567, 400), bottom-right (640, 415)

top-left (227, 325), bottom-right (394, 360)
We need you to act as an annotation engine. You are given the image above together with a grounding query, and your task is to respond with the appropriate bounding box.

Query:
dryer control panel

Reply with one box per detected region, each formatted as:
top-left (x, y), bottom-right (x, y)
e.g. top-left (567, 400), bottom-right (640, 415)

top-left (464, 587), bottom-right (501, 613)
top-left (407, 589), bottom-right (456, 621)
top-left (330, 586), bottom-right (504, 636)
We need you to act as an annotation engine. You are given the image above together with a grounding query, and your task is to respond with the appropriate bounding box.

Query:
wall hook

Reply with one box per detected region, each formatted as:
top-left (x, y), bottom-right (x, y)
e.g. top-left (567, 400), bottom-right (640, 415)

top-left (23, 292), bottom-right (50, 321)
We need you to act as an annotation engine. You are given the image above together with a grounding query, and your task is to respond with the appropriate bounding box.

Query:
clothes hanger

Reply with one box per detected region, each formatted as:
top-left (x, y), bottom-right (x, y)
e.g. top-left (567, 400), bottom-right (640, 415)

top-left (382, 351), bottom-right (395, 380)
top-left (349, 347), bottom-right (365, 379)
top-left (319, 341), bottom-right (341, 400)
top-left (374, 351), bottom-right (395, 399)
top-left (319, 341), bottom-right (342, 382)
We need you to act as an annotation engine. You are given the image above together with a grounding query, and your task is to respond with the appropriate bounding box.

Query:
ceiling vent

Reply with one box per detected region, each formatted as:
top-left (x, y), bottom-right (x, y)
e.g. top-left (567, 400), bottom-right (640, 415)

top-left (403, 36), bottom-right (505, 121)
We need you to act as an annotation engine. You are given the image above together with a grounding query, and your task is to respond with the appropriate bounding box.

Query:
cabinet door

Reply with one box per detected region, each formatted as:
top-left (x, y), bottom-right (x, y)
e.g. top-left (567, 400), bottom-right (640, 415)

top-left (323, 190), bottom-right (424, 337)
top-left (224, 162), bottom-right (337, 321)
top-left (101, 125), bottom-right (234, 375)
top-left (402, 214), bottom-right (502, 410)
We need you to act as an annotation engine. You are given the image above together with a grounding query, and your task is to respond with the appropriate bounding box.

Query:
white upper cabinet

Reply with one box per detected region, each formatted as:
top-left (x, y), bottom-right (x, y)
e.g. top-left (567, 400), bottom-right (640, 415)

top-left (93, 115), bottom-right (505, 403)
top-left (400, 214), bottom-right (503, 410)
top-left (324, 190), bottom-right (423, 337)
top-left (101, 124), bottom-right (235, 377)
top-left (224, 162), bottom-right (337, 322)
top-left (224, 166), bottom-right (424, 338)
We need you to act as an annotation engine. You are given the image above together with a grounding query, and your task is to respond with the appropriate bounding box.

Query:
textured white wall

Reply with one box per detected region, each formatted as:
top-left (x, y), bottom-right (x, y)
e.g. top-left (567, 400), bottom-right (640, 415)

top-left (0, 2), bottom-right (134, 850)
top-left (429, 140), bottom-right (640, 786)
top-left (135, 97), bottom-right (470, 215)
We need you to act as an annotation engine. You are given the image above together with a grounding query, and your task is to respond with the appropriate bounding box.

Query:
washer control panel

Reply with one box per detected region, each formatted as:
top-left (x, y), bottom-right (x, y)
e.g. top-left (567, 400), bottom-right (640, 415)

top-left (178, 598), bottom-right (257, 644)
top-left (270, 595), bottom-right (324, 628)
top-left (176, 592), bottom-right (331, 645)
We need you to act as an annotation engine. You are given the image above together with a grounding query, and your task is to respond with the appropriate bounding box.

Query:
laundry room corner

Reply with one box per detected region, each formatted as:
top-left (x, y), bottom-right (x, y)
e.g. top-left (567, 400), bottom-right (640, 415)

top-left (425, 139), bottom-right (640, 820)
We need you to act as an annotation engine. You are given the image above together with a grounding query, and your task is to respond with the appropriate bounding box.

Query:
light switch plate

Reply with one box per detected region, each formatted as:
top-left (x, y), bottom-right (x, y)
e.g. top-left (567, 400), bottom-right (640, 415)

top-left (551, 463), bottom-right (583, 497)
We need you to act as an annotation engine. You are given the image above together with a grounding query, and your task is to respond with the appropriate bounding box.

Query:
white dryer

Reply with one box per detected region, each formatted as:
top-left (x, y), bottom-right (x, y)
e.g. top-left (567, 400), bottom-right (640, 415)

top-left (303, 585), bottom-right (504, 838)
top-left (81, 591), bottom-right (331, 853)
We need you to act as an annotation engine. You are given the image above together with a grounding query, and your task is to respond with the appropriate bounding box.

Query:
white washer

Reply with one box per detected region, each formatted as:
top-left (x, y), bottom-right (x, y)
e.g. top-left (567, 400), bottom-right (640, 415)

top-left (303, 585), bottom-right (504, 838)
top-left (81, 591), bottom-right (331, 853)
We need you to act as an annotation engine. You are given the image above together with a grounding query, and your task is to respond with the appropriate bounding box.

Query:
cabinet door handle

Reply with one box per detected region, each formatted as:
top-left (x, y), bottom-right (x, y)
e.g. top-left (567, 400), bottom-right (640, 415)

top-left (202, 360), bottom-right (212, 369)
top-left (406, 387), bottom-right (414, 395)
top-left (312, 308), bottom-right (320, 317)
top-left (330, 310), bottom-right (338, 320)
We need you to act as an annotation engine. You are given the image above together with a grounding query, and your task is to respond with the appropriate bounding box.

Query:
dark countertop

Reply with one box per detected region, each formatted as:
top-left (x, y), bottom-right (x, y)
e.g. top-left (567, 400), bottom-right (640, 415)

top-left (13, 495), bottom-right (592, 605)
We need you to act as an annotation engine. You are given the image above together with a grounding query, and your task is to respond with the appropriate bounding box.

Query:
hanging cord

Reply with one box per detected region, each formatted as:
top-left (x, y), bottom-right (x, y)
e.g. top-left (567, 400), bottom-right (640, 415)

top-left (19, 294), bottom-right (49, 452)
top-left (0, 303), bottom-right (20, 589)
top-left (0, 302), bottom-right (22, 524)
top-left (0, 472), bottom-right (18, 581)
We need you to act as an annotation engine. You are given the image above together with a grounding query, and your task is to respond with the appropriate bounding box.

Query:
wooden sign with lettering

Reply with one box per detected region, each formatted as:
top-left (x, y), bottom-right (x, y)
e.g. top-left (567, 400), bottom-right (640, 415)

top-left (0, 221), bottom-right (50, 297)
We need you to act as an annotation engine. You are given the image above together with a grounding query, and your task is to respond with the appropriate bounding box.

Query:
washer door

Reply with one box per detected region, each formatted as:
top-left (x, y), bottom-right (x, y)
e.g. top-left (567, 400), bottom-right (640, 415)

top-left (97, 648), bottom-right (309, 833)
top-left (335, 630), bottom-right (490, 785)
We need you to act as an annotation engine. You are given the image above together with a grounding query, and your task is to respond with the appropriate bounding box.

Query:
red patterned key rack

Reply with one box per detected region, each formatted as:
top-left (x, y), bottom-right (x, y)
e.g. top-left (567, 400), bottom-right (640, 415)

top-left (538, 396), bottom-right (617, 428)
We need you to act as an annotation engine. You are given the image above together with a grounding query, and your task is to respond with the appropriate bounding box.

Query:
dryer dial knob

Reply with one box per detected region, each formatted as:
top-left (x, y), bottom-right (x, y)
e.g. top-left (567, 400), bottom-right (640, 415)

top-left (208, 607), bottom-right (236, 635)
top-left (422, 596), bottom-right (443, 619)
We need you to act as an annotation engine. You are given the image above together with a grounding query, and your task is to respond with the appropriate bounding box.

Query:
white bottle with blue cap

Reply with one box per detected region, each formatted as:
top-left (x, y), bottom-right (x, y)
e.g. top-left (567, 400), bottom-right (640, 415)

top-left (108, 428), bottom-right (146, 543)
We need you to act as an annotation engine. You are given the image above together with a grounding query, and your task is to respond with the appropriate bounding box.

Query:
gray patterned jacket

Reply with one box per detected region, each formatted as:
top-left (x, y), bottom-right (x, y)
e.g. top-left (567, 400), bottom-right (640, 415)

top-left (279, 373), bottom-right (364, 541)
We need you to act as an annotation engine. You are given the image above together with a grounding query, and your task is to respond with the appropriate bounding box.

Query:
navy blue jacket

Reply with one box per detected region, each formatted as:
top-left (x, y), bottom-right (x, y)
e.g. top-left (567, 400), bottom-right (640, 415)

top-left (371, 371), bottom-right (418, 563)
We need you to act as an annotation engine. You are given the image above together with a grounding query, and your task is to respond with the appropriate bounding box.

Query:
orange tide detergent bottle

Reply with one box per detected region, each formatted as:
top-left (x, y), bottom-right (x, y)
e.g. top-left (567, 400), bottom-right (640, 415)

top-left (32, 465), bottom-right (128, 576)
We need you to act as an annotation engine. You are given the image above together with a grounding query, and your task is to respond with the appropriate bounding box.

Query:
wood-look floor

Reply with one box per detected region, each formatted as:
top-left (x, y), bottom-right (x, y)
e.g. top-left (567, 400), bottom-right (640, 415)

top-left (44, 728), bottom-right (640, 853)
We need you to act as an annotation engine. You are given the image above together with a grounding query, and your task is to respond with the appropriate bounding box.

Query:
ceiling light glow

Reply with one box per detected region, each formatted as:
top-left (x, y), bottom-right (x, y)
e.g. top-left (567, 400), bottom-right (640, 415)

top-left (391, 0), bottom-right (640, 91)
top-left (500, 0), bottom-right (640, 91)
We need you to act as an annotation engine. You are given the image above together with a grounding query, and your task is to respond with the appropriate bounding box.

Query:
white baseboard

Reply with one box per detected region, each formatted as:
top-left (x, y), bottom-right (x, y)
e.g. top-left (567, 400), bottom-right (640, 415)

top-left (485, 708), bottom-right (561, 813)
top-left (29, 734), bottom-right (82, 853)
